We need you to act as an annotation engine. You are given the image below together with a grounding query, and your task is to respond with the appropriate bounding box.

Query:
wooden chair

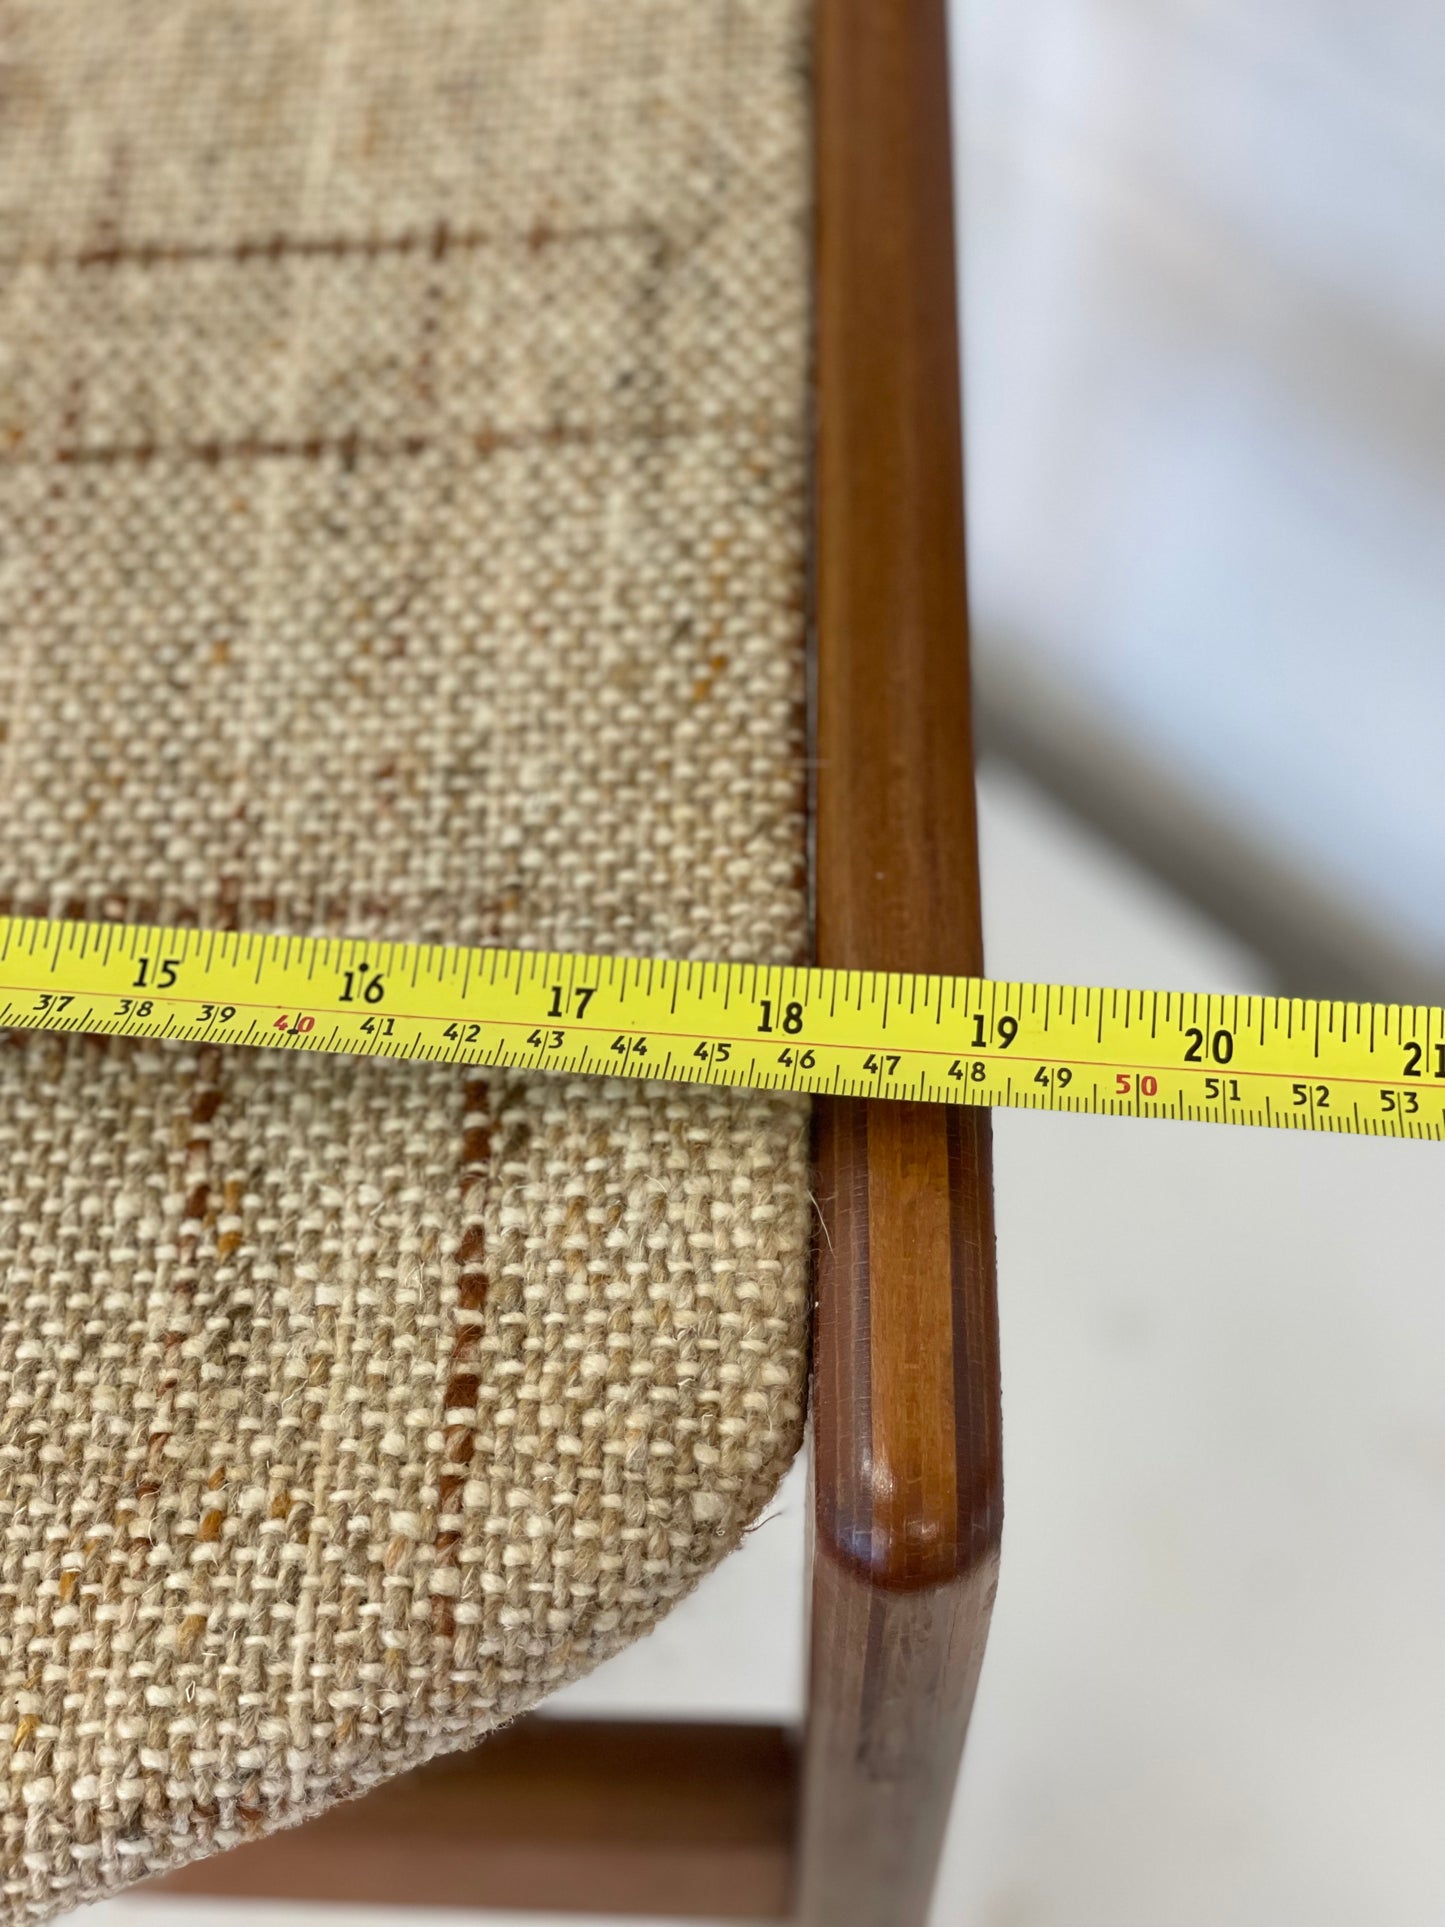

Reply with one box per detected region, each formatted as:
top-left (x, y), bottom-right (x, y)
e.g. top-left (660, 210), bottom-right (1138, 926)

top-left (155, 4), bottom-right (1001, 1921)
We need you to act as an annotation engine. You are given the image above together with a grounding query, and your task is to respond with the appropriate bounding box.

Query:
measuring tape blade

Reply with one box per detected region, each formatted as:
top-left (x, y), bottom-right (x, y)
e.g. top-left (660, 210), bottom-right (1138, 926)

top-left (0, 917), bottom-right (1440, 1140)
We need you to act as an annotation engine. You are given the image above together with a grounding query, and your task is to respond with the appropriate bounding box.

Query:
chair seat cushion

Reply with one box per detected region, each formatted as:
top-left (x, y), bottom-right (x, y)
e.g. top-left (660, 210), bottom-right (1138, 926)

top-left (0, 2), bottom-right (811, 1915)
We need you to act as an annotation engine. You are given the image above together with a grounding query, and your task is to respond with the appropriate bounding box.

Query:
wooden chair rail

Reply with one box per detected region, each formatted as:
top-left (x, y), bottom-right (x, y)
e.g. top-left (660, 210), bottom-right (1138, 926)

top-left (799, 1), bottom-right (1002, 1922)
top-left (154, 1717), bottom-right (796, 1920)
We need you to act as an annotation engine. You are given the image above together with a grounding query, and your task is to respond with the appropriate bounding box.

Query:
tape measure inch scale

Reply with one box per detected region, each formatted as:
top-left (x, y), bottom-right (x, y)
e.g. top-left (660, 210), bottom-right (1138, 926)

top-left (0, 916), bottom-right (1441, 1140)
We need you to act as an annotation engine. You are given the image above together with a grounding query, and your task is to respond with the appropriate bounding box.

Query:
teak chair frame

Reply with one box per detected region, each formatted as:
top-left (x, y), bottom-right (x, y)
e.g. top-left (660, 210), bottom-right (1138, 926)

top-left (156, 4), bottom-right (1001, 1922)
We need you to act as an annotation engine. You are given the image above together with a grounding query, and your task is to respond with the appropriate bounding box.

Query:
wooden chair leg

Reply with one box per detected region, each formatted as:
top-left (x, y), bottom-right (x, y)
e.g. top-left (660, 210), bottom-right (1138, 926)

top-left (799, 1104), bottom-right (1000, 1927)
top-left (798, 4), bottom-right (1003, 1923)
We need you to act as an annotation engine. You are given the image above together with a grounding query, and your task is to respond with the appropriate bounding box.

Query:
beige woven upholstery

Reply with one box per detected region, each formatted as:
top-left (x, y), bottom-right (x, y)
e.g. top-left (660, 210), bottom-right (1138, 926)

top-left (0, 3), bottom-right (811, 1916)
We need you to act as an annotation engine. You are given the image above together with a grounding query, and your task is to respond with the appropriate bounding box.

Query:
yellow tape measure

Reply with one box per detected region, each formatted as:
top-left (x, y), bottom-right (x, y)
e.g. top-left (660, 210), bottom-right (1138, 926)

top-left (1, 916), bottom-right (1442, 1139)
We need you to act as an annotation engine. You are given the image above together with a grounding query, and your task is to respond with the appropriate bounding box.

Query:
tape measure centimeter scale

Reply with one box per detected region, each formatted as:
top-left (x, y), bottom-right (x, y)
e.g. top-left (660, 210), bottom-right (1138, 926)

top-left (0, 915), bottom-right (1441, 1140)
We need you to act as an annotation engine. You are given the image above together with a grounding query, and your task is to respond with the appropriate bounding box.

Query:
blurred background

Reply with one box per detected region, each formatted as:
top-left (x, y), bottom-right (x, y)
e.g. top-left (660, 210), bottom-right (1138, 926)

top-left (959, 0), bottom-right (1445, 1008)
top-left (944, 1), bottom-right (1445, 1918)
top-left (97, 1), bottom-right (1444, 1923)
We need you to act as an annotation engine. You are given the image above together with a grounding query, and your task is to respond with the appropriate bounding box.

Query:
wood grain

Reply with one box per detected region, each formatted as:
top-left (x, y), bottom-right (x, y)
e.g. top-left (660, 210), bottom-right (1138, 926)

top-left (798, 0), bottom-right (1003, 1920)
top-left (149, 1718), bottom-right (796, 1919)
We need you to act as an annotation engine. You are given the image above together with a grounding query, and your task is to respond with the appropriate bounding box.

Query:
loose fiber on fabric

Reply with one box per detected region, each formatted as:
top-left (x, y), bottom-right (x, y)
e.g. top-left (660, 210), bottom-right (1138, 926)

top-left (0, 3), bottom-right (812, 1916)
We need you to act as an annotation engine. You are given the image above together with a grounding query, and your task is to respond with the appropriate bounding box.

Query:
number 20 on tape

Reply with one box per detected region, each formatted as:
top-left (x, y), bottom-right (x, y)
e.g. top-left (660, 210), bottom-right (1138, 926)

top-left (2, 919), bottom-right (1443, 1141)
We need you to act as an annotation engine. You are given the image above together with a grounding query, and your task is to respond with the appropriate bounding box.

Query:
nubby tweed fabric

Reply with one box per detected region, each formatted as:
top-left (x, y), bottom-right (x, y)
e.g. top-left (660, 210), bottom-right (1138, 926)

top-left (0, 3), bottom-right (812, 1917)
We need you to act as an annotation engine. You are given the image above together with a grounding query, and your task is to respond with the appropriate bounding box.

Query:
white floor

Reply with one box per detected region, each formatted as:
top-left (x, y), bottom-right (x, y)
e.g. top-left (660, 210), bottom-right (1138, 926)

top-left (92, 764), bottom-right (1445, 1927)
